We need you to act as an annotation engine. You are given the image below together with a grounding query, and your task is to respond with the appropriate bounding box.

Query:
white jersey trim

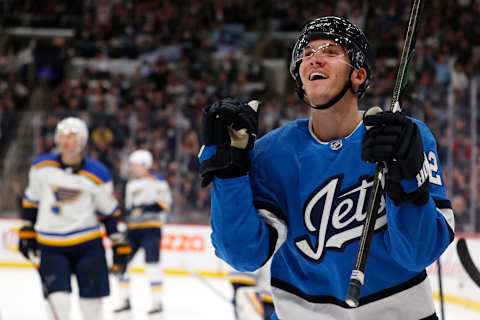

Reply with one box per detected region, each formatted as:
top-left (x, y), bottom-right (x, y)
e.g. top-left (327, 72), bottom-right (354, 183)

top-left (437, 207), bottom-right (454, 233)
top-left (258, 209), bottom-right (287, 253)
top-left (272, 276), bottom-right (435, 320)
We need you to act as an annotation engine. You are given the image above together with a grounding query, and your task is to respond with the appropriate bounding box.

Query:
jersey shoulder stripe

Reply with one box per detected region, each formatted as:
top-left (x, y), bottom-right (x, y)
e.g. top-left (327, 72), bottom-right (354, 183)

top-left (80, 159), bottom-right (111, 185)
top-left (31, 153), bottom-right (61, 169)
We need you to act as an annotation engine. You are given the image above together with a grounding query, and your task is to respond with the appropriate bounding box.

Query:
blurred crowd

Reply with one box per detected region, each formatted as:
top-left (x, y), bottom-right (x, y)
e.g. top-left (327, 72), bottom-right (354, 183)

top-left (1, 0), bottom-right (480, 229)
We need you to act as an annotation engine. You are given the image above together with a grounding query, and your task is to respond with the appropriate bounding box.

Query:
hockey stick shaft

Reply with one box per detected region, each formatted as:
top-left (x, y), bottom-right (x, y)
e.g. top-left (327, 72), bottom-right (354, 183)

top-left (437, 259), bottom-right (445, 320)
top-left (456, 238), bottom-right (480, 287)
top-left (191, 272), bottom-right (234, 304)
top-left (345, 0), bottom-right (422, 307)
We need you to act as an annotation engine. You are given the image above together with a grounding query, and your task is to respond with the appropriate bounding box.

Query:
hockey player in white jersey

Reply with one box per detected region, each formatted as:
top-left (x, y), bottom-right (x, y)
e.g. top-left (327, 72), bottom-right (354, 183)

top-left (229, 263), bottom-right (274, 320)
top-left (17, 117), bottom-right (131, 320)
top-left (114, 149), bottom-right (172, 317)
top-left (198, 16), bottom-right (455, 320)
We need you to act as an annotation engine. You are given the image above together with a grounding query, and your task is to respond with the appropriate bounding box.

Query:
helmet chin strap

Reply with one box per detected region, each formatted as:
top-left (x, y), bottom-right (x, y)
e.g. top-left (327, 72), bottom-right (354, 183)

top-left (306, 69), bottom-right (354, 110)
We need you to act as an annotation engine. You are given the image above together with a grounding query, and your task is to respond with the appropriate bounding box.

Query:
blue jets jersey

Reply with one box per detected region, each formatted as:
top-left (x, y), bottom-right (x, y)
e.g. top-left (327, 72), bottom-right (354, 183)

top-left (210, 118), bottom-right (454, 320)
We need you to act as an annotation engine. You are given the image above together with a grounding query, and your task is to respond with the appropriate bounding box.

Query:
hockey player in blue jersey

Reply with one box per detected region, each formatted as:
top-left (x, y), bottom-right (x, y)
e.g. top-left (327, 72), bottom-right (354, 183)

top-left (17, 117), bottom-right (131, 320)
top-left (198, 16), bottom-right (455, 319)
top-left (114, 149), bottom-right (172, 317)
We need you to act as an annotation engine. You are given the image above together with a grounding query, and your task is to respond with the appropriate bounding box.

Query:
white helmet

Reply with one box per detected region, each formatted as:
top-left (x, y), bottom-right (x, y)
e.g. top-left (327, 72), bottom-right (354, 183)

top-left (54, 117), bottom-right (89, 149)
top-left (128, 149), bottom-right (153, 169)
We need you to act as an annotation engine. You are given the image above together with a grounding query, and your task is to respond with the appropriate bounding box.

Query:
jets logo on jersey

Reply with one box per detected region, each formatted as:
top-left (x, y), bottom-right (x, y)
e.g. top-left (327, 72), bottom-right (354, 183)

top-left (295, 175), bottom-right (387, 262)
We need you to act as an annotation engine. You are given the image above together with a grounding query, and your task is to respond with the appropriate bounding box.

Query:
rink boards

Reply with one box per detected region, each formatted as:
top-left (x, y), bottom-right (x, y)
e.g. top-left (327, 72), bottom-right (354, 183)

top-left (0, 218), bottom-right (479, 315)
top-left (0, 218), bottom-right (230, 276)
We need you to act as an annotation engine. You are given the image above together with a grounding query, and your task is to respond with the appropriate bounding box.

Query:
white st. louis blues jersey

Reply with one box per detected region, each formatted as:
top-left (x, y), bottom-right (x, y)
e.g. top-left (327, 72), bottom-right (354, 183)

top-left (125, 173), bottom-right (172, 230)
top-left (22, 153), bottom-right (118, 246)
top-left (210, 118), bottom-right (455, 320)
top-left (229, 260), bottom-right (272, 293)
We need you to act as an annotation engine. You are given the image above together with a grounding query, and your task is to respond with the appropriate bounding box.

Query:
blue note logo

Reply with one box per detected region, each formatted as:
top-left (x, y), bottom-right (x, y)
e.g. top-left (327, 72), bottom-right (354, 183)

top-left (295, 175), bottom-right (387, 262)
top-left (50, 185), bottom-right (82, 215)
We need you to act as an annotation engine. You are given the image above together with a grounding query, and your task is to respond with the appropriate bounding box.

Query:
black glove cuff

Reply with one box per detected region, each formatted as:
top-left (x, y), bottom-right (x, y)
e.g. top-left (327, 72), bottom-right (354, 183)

top-left (199, 148), bottom-right (250, 187)
top-left (208, 147), bottom-right (250, 179)
top-left (386, 179), bottom-right (430, 206)
top-left (386, 161), bottom-right (430, 206)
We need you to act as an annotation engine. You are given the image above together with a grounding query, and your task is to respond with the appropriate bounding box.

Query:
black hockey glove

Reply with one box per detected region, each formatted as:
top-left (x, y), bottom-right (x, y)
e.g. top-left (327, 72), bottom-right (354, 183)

top-left (110, 233), bottom-right (132, 275)
top-left (362, 107), bottom-right (430, 206)
top-left (198, 98), bottom-right (259, 187)
top-left (18, 224), bottom-right (38, 261)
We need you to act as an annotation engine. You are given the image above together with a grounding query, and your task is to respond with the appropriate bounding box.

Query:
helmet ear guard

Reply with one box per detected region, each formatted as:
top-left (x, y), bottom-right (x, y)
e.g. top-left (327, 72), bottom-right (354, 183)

top-left (290, 16), bottom-right (373, 101)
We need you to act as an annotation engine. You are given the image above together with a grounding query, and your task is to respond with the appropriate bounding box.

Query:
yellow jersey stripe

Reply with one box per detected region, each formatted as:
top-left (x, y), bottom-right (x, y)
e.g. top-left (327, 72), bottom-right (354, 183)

top-left (78, 170), bottom-right (103, 185)
top-left (127, 221), bottom-right (163, 229)
top-left (33, 160), bottom-right (61, 169)
top-left (37, 230), bottom-right (102, 246)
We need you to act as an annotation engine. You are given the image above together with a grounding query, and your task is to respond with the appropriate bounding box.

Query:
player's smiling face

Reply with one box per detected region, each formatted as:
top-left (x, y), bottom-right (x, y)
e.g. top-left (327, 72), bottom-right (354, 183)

top-left (299, 39), bottom-right (352, 105)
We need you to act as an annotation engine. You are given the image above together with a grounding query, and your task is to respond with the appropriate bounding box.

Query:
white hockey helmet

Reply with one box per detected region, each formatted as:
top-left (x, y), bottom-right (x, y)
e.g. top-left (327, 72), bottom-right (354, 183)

top-left (128, 149), bottom-right (153, 169)
top-left (54, 117), bottom-right (89, 150)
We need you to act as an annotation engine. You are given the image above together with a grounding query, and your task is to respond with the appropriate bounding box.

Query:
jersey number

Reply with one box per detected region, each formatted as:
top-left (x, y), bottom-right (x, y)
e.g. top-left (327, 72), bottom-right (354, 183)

top-left (428, 151), bottom-right (442, 186)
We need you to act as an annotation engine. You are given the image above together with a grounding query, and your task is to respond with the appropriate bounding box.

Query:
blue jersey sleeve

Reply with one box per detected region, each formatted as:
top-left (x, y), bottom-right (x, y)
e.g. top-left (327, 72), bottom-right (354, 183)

top-left (210, 175), bottom-right (273, 271)
top-left (210, 132), bottom-right (287, 272)
top-left (383, 119), bottom-right (454, 271)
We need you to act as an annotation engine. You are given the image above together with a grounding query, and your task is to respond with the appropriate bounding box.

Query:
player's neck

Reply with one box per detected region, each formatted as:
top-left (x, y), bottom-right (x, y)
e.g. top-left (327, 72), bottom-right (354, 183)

top-left (133, 171), bottom-right (150, 179)
top-left (61, 153), bottom-right (83, 167)
top-left (310, 103), bottom-right (362, 142)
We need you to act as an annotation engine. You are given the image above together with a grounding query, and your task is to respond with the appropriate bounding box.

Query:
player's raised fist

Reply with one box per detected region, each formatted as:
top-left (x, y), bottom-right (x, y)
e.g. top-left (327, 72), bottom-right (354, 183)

top-left (198, 99), bottom-right (260, 187)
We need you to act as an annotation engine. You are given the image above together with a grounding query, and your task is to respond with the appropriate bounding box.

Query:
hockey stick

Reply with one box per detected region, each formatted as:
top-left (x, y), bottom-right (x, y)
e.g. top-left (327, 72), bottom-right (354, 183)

top-left (345, 0), bottom-right (422, 307)
top-left (436, 259), bottom-right (445, 320)
top-left (192, 272), bottom-right (257, 316)
top-left (191, 272), bottom-right (233, 304)
top-left (456, 238), bottom-right (480, 287)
